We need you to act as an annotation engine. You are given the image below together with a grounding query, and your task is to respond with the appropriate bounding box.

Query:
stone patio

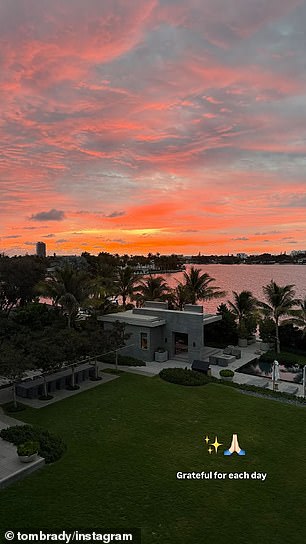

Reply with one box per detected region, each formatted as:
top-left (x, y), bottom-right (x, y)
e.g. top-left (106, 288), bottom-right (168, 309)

top-left (101, 342), bottom-right (305, 397)
top-left (0, 411), bottom-right (45, 489)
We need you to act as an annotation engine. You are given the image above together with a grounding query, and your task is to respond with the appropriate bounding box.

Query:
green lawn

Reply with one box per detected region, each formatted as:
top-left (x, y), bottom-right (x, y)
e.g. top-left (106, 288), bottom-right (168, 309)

top-left (1, 374), bottom-right (306, 544)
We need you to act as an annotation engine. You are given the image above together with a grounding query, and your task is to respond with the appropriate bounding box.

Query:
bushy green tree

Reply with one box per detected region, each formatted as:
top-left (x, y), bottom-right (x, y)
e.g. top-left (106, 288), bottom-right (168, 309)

top-left (204, 303), bottom-right (238, 346)
top-left (0, 347), bottom-right (33, 408)
top-left (259, 317), bottom-right (275, 344)
top-left (0, 256), bottom-right (45, 314)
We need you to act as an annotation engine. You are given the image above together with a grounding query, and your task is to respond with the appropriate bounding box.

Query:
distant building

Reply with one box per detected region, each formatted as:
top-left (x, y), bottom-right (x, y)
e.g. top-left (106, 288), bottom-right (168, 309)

top-left (237, 253), bottom-right (248, 259)
top-left (291, 250), bottom-right (306, 256)
top-left (36, 241), bottom-right (46, 258)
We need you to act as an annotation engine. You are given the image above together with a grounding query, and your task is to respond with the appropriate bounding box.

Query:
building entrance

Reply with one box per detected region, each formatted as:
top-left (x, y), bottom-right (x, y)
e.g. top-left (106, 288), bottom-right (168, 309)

top-left (174, 332), bottom-right (188, 355)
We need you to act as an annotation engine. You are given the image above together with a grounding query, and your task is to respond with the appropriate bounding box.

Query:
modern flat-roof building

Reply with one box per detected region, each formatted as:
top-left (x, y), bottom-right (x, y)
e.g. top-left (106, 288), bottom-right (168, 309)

top-left (36, 241), bottom-right (46, 258)
top-left (99, 301), bottom-right (222, 363)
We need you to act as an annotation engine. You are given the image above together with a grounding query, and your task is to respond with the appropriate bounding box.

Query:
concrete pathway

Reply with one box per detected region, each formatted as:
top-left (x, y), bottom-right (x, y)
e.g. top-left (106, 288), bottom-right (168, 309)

top-left (101, 342), bottom-right (304, 397)
top-left (0, 409), bottom-right (44, 489)
top-left (2, 371), bottom-right (119, 410)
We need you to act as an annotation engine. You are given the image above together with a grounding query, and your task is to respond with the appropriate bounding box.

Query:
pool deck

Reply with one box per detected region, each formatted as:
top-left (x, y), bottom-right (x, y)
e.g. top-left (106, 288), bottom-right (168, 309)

top-left (100, 342), bottom-right (304, 397)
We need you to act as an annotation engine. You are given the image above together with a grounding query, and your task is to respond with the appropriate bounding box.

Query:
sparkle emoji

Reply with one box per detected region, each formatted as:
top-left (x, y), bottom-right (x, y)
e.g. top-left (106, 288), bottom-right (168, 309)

top-left (211, 436), bottom-right (222, 453)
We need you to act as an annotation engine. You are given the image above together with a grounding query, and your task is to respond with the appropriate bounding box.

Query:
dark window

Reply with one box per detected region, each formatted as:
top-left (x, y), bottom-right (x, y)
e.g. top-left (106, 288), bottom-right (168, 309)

top-left (140, 332), bottom-right (148, 350)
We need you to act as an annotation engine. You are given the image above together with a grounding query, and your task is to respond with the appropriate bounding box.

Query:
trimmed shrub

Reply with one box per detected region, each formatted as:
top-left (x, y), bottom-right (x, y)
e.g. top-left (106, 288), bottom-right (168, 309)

top-left (159, 368), bottom-right (209, 386)
top-left (38, 429), bottom-right (67, 463)
top-left (219, 369), bottom-right (234, 378)
top-left (17, 441), bottom-right (39, 456)
top-left (0, 425), bottom-right (35, 445)
top-left (0, 425), bottom-right (66, 464)
top-left (159, 369), bottom-right (306, 403)
top-left (99, 354), bottom-right (146, 366)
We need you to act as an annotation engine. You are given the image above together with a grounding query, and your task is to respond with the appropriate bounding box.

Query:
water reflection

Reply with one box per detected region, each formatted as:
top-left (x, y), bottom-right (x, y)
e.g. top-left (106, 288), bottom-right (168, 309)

top-left (152, 264), bottom-right (306, 314)
top-left (238, 360), bottom-right (303, 384)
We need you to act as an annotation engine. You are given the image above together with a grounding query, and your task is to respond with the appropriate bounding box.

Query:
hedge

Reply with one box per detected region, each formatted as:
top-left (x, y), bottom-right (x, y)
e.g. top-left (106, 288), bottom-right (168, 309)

top-left (159, 368), bottom-right (306, 404)
top-left (219, 369), bottom-right (234, 378)
top-left (0, 425), bottom-right (67, 463)
top-left (99, 354), bottom-right (146, 367)
top-left (159, 368), bottom-right (209, 386)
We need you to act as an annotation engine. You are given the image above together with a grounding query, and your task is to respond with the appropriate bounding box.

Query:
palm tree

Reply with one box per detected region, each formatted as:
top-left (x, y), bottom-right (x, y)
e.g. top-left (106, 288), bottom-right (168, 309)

top-left (258, 281), bottom-right (298, 353)
top-left (115, 267), bottom-right (138, 307)
top-left (283, 297), bottom-right (306, 338)
top-left (58, 293), bottom-right (79, 328)
top-left (93, 262), bottom-right (117, 293)
top-left (134, 275), bottom-right (170, 306)
top-left (228, 290), bottom-right (258, 333)
top-left (39, 265), bottom-right (91, 306)
top-left (169, 284), bottom-right (191, 311)
top-left (83, 285), bottom-right (118, 316)
top-left (181, 267), bottom-right (226, 305)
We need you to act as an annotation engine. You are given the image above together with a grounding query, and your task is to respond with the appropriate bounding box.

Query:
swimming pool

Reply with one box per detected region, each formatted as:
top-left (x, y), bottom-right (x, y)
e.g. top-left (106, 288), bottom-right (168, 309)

top-left (237, 360), bottom-right (303, 384)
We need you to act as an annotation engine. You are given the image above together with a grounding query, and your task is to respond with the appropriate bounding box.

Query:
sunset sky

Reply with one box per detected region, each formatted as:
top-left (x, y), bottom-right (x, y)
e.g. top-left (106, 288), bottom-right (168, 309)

top-left (1, 0), bottom-right (306, 256)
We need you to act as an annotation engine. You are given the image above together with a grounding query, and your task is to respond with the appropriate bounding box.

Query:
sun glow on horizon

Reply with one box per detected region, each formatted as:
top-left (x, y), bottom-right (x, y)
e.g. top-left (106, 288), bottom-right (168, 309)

top-left (1, 1), bottom-right (306, 256)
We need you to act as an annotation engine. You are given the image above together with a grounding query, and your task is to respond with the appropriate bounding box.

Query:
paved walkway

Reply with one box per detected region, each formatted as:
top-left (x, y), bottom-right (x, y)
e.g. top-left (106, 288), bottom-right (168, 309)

top-left (101, 342), bottom-right (304, 397)
top-left (0, 409), bottom-right (45, 489)
top-left (0, 371), bottom-right (118, 409)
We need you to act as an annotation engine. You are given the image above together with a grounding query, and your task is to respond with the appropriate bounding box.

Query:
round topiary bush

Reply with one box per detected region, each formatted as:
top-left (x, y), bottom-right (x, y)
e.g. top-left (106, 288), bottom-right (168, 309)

top-left (219, 369), bottom-right (234, 378)
top-left (17, 441), bottom-right (39, 457)
top-left (159, 368), bottom-right (209, 386)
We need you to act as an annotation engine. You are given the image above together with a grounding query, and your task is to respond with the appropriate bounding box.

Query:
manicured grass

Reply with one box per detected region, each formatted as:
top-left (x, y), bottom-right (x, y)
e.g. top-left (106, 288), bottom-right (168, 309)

top-left (1, 374), bottom-right (306, 544)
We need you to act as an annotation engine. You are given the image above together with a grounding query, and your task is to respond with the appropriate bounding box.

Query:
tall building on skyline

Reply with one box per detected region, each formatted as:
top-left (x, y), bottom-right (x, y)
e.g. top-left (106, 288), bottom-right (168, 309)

top-left (36, 241), bottom-right (46, 258)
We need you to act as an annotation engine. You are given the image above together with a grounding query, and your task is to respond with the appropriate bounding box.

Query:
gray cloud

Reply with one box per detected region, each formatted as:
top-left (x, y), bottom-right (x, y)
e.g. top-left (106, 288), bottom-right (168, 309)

top-left (2, 0), bottom-right (306, 254)
top-left (105, 238), bottom-right (126, 244)
top-left (56, 239), bottom-right (68, 243)
top-left (232, 236), bottom-right (249, 240)
top-left (43, 233), bottom-right (55, 238)
top-left (180, 229), bottom-right (199, 233)
top-left (30, 209), bottom-right (66, 221)
top-left (105, 211), bottom-right (126, 218)
top-left (280, 194), bottom-right (306, 208)
top-left (255, 230), bottom-right (281, 235)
